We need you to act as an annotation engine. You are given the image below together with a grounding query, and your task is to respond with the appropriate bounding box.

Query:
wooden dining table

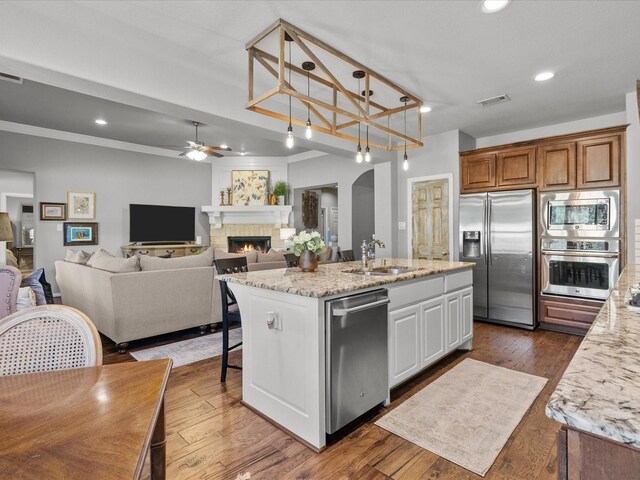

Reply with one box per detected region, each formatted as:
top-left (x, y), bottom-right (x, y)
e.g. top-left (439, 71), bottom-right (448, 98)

top-left (0, 359), bottom-right (172, 479)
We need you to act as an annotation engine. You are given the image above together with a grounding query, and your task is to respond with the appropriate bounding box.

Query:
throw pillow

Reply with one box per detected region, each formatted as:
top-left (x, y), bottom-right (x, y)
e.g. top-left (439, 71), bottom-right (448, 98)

top-left (256, 251), bottom-right (285, 263)
top-left (139, 247), bottom-right (215, 271)
top-left (38, 268), bottom-right (55, 304)
top-left (5, 249), bottom-right (18, 268)
top-left (16, 287), bottom-right (36, 310)
top-left (20, 268), bottom-right (47, 306)
top-left (65, 249), bottom-right (93, 265)
top-left (214, 248), bottom-right (257, 264)
top-left (87, 248), bottom-right (140, 273)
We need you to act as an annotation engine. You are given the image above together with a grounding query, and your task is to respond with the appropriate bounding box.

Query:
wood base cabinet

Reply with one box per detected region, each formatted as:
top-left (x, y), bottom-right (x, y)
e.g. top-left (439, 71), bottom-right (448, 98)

top-left (539, 295), bottom-right (602, 335)
top-left (388, 272), bottom-right (473, 388)
top-left (558, 427), bottom-right (640, 480)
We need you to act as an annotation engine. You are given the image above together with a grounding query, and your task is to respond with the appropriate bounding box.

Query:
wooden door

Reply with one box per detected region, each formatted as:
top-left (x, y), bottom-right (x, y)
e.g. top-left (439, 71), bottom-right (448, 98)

top-left (538, 142), bottom-right (577, 191)
top-left (420, 297), bottom-right (445, 368)
top-left (461, 153), bottom-right (496, 192)
top-left (497, 147), bottom-right (537, 187)
top-left (577, 135), bottom-right (621, 189)
top-left (389, 305), bottom-right (421, 388)
top-left (411, 178), bottom-right (449, 260)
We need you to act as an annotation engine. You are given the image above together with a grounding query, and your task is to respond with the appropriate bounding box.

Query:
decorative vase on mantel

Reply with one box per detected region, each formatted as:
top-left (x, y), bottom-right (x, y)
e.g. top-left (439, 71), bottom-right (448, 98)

top-left (277, 195), bottom-right (286, 206)
top-left (299, 250), bottom-right (318, 272)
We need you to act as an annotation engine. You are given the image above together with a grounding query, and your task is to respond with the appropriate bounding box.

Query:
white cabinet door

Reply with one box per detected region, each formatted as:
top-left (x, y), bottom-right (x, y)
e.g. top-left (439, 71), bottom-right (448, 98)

top-left (421, 296), bottom-right (445, 368)
top-left (389, 305), bottom-right (421, 388)
top-left (461, 287), bottom-right (473, 344)
top-left (445, 292), bottom-right (461, 351)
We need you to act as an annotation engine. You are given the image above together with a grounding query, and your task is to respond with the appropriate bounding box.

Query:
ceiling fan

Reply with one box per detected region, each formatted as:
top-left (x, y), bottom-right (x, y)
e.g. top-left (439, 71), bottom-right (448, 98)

top-left (161, 121), bottom-right (231, 160)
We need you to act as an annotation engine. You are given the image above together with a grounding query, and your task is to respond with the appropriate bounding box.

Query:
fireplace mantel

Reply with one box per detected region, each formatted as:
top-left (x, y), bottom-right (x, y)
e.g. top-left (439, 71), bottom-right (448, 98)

top-left (201, 205), bottom-right (292, 228)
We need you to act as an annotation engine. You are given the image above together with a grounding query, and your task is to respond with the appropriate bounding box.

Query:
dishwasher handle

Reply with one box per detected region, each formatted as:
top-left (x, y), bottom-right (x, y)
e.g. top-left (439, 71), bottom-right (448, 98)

top-left (332, 298), bottom-right (390, 317)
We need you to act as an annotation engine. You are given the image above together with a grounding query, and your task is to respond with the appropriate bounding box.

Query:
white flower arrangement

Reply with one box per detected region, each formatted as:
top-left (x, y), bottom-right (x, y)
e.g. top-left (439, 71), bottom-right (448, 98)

top-left (288, 230), bottom-right (325, 256)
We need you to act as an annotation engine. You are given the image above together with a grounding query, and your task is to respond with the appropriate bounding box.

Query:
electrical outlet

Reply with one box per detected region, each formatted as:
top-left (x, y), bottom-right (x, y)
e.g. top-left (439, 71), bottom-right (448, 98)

top-left (56, 224), bottom-right (63, 232)
top-left (398, 221), bottom-right (406, 230)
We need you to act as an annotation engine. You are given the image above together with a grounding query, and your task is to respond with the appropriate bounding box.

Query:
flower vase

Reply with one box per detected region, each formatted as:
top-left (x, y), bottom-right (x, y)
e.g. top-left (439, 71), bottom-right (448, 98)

top-left (277, 195), bottom-right (286, 206)
top-left (299, 250), bottom-right (318, 272)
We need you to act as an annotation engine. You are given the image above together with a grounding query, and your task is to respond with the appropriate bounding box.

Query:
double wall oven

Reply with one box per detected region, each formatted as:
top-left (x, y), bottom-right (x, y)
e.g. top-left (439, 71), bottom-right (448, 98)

top-left (540, 190), bottom-right (620, 301)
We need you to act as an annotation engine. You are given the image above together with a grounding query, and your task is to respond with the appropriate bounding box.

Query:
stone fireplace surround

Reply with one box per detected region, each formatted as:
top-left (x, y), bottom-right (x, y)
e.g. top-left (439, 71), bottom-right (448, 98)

top-left (210, 224), bottom-right (286, 251)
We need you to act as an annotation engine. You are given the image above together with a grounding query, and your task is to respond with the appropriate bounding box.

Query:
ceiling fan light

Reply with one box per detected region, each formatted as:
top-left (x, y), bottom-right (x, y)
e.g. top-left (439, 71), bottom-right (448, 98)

top-left (219, 144), bottom-right (229, 149)
top-left (186, 150), bottom-right (207, 161)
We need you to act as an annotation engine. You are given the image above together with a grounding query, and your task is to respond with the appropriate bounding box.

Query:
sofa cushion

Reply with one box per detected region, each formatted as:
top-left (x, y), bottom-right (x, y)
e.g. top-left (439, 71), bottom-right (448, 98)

top-left (65, 249), bottom-right (93, 265)
top-left (87, 248), bottom-right (140, 273)
top-left (140, 247), bottom-right (214, 271)
top-left (256, 251), bottom-right (285, 263)
top-left (214, 248), bottom-right (258, 264)
top-left (249, 261), bottom-right (286, 272)
top-left (21, 268), bottom-right (47, 305)
top-left (16, 287), bottom-right (37, 310)
top-left (5, 250), bottom-right (18, 268)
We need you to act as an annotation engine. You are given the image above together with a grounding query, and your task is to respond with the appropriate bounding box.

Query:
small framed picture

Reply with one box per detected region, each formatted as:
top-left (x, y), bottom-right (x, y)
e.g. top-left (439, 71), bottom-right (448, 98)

top-left (67, 192), bottom-right (96, 219)
top-left (40, 202), bottom-right (66, 221)
top-left (63, 222), bottom-right (99, 246)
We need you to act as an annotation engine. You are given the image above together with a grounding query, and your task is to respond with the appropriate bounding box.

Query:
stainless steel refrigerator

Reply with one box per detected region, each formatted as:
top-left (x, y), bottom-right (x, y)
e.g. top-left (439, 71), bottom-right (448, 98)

top-left (459, 189), bottom-right (535, 329)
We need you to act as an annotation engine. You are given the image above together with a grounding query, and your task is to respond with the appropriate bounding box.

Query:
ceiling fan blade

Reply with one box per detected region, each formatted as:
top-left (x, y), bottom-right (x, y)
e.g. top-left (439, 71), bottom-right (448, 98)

top-left (186, 141), bottom-right (199, 148)
top-left (204, 150), bottom-right (224, 158)
top-left (155, 144), bottom-right (185, 148)
top-left (204, 145), bottom-right (232, 151)
top-left (178, 151), bottom-right (187, 156)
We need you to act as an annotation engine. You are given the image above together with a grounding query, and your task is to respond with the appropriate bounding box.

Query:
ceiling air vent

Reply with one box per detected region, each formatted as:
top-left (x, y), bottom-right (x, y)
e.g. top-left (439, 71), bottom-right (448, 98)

top-left (476, 94), bottom-right (510, 107)
top-left (0, 72), bottom-right (23, 84)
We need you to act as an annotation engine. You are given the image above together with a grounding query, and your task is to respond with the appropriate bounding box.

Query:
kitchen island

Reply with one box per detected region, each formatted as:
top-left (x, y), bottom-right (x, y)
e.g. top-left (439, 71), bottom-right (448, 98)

top-left (219, 258), bottom-right (474, 450)
top-left (546, 264), bottom-right (640, 479)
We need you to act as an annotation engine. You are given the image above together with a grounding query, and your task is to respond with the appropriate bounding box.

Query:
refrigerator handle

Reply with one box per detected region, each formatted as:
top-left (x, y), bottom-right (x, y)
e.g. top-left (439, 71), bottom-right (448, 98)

top-left (487, 198), bottom-right (492, 265)
top-left (482, 198), bottom-right (487, 265)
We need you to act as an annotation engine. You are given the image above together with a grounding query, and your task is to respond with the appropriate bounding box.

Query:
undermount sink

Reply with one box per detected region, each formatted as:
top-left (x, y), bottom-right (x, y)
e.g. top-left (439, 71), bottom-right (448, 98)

top-left (342, 266), bottom-right (421, 276)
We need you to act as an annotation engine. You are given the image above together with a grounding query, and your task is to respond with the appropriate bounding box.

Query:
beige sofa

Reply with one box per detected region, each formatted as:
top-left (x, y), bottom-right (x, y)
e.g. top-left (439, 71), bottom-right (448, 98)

top-left (55, 248), bottom-right (290, 351)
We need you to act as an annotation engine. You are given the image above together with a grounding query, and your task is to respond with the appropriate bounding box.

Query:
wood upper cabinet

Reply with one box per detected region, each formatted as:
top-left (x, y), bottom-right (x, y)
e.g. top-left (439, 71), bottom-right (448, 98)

top-left (576, 134), bottom-right (621, 189)
top-left (497, 147), bottom-right (537, 187)
top-left (537, 142), bottom-right (577, 191)
top-left (460, 153), bottom-right (496, 192)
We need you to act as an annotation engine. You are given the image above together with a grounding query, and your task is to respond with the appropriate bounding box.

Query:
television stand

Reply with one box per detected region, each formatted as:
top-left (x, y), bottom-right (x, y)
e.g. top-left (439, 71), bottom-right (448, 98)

top-left (121, 243), bottom-right (206, 258)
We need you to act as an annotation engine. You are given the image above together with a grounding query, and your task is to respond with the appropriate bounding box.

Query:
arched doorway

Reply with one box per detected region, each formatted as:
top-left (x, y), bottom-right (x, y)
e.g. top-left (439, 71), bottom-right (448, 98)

top-left (351, 169), bottom-right (374, 260)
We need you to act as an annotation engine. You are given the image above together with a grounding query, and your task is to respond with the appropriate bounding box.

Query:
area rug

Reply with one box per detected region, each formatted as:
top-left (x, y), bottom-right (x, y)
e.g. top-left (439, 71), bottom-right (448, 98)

top-left (130, 328), bottom-right (242, 368)
top-left (375, 358), bottom-right (547, 476)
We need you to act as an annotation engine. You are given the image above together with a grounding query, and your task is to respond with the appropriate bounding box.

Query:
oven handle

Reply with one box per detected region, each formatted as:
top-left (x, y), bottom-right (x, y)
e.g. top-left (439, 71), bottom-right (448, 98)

top-left (541, 250), bottom-right (619, 258)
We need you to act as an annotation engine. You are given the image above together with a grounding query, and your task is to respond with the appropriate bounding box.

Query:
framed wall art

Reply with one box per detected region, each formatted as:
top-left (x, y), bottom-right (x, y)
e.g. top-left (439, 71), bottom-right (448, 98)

top-left (232, 170), bottom-right (269, 206)
top-left (40, 202), bottom-right (66, 221)
top-left (67, 191), bottom-right (96, 219)
top-left (63, 222), bottom-right (99, 246)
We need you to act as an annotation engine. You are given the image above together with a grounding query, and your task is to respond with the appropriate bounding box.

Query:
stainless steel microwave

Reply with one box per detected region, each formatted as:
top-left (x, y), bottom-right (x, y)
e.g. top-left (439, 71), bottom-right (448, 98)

top-left (539, 190), bottom-right (620, 238)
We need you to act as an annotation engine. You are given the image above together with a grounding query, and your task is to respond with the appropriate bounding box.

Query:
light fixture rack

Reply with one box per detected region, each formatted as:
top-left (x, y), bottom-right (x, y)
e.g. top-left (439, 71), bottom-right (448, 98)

top-left (246, 18), bottom-right (424, 151)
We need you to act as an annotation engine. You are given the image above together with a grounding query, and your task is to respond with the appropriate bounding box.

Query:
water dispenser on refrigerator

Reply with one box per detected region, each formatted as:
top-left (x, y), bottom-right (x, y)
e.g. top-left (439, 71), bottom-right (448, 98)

top-left (462, 231), bottom-right (481, 258)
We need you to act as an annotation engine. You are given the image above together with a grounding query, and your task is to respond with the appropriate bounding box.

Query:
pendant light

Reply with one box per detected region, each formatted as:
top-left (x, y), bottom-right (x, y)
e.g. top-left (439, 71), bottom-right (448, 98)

top-left (285, 33), bottom-right (294, 149)
top-left (362, 89), bottom-right (373, 163)
top-left (353, 70), bottom-right (365, 163)
top-left (302, 61), bottom-right (316, 140)
top-left (400, 96), bottom-right (410, 171)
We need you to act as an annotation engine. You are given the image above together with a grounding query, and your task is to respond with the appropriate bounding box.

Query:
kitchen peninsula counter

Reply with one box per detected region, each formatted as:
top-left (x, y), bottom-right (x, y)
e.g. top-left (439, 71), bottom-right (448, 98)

top-left (219, 259), bottom-right (474, 450)
top-left (546, 265), bottom-right (640, 477)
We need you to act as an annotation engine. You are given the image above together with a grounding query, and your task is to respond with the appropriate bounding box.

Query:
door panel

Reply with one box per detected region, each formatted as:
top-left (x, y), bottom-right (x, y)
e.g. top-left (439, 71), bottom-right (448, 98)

top-left (412, 179), bottom-right (449, 260)
top-left (487, 190), bottom-right (534, 326)
top-left (461, 287), bottom-right (473, 343)
top-left (459, 194), bottom-right (488, 319)
top-left (389, 305), bottom-right (420, 387)
top-left (497, 147), bottom-right (536, 187)
top-left (445, 292), bottom-right (461, 351)
top-left (421, 297), bottom-right (445, 367)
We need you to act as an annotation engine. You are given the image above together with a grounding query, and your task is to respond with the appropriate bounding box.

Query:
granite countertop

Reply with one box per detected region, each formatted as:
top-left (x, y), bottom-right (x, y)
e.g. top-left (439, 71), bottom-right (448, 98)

top-left (546, 264), bottom-right (640, 448)
top-left (218, 258), bottom-right (474, 298)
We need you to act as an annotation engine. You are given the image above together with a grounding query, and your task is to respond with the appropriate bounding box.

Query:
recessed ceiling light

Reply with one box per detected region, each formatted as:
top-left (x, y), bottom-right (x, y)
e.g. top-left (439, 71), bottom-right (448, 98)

top-left (480, 0), bottom-right (511, 13)
top-left (419, 105), bottom-right (432, 113)
top-left (534, 71), bottom-right (555, 82)
top-left (239, 151), bottom-right (247, 156)
top-left (94, 119), bottom-right (108, 125)
top-left (219, 144), bottom-right (229, 149)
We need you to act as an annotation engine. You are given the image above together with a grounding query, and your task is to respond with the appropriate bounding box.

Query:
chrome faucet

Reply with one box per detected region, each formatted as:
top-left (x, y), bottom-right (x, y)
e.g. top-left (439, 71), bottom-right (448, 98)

top-left (361, 235), bottom-right (386, 270)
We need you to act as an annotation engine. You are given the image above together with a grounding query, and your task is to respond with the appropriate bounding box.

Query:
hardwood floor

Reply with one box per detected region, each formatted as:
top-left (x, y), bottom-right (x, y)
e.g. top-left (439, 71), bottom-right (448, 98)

top-left (102, 322), bottom-right (581, 480)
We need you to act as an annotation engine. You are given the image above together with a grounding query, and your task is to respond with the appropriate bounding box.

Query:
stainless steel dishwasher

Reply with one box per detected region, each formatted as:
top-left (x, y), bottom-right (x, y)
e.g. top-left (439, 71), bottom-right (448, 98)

top-left (326, 289), bottom-right (389, 434)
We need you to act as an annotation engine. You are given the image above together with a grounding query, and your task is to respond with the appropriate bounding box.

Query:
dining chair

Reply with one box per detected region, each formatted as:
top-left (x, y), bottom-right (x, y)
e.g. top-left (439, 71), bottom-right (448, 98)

top-left (214, 257), bottom-right (248, 382)
top-left (0, 305), bottom-right (102, 376)
top-left (337, 249), bottom-right (355, 262)
top-left (0, 266), bottom-right (21, 320)
top-left (284, 253), bottom-right (299, 267)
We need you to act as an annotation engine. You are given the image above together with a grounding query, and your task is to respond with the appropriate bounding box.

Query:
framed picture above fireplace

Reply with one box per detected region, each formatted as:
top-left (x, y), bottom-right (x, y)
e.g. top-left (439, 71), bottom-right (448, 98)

top-left (232, 170), bottom-right (269, 206)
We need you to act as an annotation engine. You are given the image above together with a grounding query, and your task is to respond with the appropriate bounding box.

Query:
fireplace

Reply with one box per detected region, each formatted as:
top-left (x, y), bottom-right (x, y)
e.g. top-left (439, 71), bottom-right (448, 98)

top-left (228, 236), bottom-right (271, 253)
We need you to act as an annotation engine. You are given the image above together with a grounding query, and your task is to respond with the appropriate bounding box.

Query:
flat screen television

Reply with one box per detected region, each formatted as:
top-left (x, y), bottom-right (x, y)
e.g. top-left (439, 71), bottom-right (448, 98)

top-left (129, 204), bottom-right (195, 243)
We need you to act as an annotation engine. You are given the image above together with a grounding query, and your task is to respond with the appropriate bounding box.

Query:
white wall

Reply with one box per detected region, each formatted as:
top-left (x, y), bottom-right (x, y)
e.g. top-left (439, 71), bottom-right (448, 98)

top-left (397, 130), bottom-right (470, 259)
top-left (475, 112), bottom-right (627, 148)
top-left (626, 91), bottom-right (640, 264)
top-left (0, 130), bottom-right (212, 291)
top-left (288, 154), bottom-right (373, 252)
top-left (352, 170), bottom-right (375, 260)
top-left (374, 161), bottom-right (393, 258)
